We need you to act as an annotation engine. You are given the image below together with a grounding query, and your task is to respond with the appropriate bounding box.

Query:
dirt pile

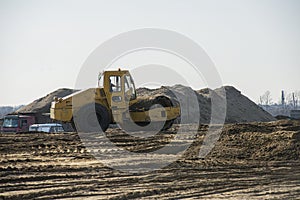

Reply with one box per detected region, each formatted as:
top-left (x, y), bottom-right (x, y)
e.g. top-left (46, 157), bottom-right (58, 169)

top-left (136, 85), bottom-right (275, 123)
top-left (214, 86), bottom-right (275, 123)
top-left (185, 120), bottom-right (300, 161)
top-left (15, 85), bottom-right (274, 125)
top-left (16, 88), bottom-right (77, 114)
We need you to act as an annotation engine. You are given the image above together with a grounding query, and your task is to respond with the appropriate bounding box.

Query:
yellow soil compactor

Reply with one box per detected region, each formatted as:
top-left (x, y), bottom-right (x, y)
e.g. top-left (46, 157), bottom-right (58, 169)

top-left (50, 69), bottom-right (180, 132)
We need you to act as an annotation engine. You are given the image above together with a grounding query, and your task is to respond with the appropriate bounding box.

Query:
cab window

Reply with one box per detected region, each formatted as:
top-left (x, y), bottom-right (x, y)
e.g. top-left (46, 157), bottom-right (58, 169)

top-left (124, 74), bottom-right (136, 99)
top-left (109, 76), bottom-right (121, 92)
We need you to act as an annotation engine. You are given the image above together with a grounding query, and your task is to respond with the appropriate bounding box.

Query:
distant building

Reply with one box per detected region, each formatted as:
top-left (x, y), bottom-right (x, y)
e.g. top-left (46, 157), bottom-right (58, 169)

top-left (290, 110), bottom-right (300, 119)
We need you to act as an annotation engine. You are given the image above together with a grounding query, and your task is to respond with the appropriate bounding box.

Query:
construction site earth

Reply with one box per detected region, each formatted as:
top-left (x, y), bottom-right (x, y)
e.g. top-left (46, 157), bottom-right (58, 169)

top-left (1, 120), bottom-right (300, 199)
top-left (1, 86), bottom-right (300, 199)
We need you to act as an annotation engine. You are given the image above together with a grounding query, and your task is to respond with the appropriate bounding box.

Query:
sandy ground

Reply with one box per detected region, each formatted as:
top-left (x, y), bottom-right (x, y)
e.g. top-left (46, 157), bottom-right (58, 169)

top-left (1, 120), bottom-right (300, 199)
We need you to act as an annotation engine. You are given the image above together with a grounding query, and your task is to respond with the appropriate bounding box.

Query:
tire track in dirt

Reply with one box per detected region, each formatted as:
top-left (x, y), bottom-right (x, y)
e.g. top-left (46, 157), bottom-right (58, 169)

top-left (1, 120), bottom-right (300, 199)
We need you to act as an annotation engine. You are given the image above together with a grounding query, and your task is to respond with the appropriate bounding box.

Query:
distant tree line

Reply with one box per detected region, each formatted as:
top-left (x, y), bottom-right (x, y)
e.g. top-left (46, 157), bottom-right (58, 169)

top-left (258, 90), bottom-right (300, 117)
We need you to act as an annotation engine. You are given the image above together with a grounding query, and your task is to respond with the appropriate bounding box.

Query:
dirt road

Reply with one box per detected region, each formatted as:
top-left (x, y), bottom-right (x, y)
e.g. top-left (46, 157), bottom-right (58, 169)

top-left (1, 120), bottom-right (300, 199)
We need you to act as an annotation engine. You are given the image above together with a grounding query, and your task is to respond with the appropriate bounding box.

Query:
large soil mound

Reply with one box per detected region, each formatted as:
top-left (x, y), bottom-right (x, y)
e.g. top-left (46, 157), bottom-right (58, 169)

top-left (215, 86), bottom-right (275, 123)
top-left (136, 85), bottom-right (275, 123)
top-left (16, 85), bottom-right (274, 124)
top-left (16, 88), bottom-right (77, 114)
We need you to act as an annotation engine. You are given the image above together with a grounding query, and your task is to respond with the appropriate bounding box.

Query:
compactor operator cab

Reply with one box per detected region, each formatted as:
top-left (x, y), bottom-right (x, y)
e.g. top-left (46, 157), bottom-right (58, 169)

top-left (98, 70), bottom-right (137, 107)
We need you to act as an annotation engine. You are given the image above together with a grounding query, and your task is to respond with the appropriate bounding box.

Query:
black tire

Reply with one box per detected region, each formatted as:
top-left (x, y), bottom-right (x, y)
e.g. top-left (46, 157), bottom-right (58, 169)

top-left (73, 103), bottom-right (110, 133)
top-left (71, 118), bottom-right (77, 132)
top-left (161, 119), bottom-right (174, 131)
top-left (95, 103), bottom-right (110, 132)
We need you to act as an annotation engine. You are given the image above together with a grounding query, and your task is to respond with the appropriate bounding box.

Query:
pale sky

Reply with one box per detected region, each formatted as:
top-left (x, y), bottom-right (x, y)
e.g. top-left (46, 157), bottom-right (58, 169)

top-left (0, 0), bottom-right (299, 106)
